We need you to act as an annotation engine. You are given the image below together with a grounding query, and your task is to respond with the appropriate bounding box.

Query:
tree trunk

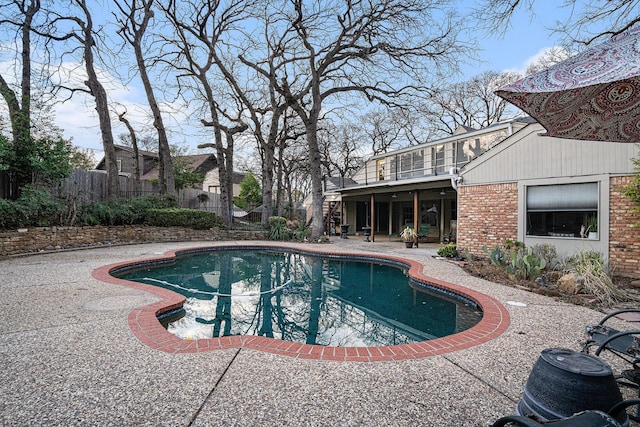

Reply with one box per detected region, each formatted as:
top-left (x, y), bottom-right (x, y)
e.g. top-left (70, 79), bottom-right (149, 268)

top-left (261, 146), bottom-right (275, 224)
top-left (118, 112), bottom-right (141, 192)
top-left (80, 1), bottom-right (119, 196)
top-left (134, 38), bottom-right (175, 195)
top-left (0, 1), bottom-right (40, 196)
top-left (305, 119), bottom-right (324, 240)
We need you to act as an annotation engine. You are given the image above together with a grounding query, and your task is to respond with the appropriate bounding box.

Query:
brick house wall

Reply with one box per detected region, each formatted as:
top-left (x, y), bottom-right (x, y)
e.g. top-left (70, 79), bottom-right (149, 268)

top-left (609, 176), bottom-right (640, 277)
top-left (456, 182), bottom-right (519, 256)
top-left (457, 177), bottom-right (640, 277)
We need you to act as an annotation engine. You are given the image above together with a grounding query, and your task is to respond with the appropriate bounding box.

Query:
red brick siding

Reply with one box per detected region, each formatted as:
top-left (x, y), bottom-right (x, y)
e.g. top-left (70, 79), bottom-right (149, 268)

top-left (609, 176), bottom-right (640, 277)
top-left (457, 183), bottom-right (518, 256)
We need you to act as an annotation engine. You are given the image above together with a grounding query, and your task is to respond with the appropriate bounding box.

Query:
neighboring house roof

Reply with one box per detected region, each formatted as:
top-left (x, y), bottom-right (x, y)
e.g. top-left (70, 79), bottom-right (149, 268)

top-left (232, 171), bottom-right (246, 184)
top-left (179, 154), bottom-right (217, 171)
top-left (325, 176), bottom-right (358, 190)
top-left (94, 144), bottom-right (159, 170)
top-left (453, 125), bottom-right (476, 135)
top-left (141, 153), bottom-right (218, 181)
top-left (114, 144), bottom-right (159, 159)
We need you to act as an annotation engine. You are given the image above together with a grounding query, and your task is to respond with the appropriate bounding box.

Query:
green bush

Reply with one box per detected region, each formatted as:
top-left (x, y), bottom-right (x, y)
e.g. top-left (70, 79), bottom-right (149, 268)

top-left (145, 208), bottom-right (221, 229)
top-left (78, 194), bottom-right (179, 226)
top-left (79, 198), bottom-right (135, 226)
top-left (15, 186), bottom-right (65, 227)
top-left (268, 216), bottom-right (290, 240)
top-left (0, 198), bottom-right (21, 229)
top-left (437, 243), bottom-right (457, 258)
top-left (291, 220), bottom-right (310, 241)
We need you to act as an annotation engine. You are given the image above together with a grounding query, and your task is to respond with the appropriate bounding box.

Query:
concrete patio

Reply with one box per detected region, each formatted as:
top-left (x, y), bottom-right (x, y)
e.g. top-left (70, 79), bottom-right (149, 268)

top-left (0, 238), bottom-right (634, 426)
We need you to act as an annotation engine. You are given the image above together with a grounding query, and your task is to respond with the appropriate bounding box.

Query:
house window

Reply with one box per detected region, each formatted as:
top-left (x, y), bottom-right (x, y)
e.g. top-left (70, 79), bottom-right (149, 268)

top-left (399, 153), bottom-right (412, 178)
top-left (526, 183), bottom-right (599, 238)
top-left (433, 144), bottom-right (445, 174)
top-left (402, 205), bottom-right (413, 226)
top-left (412, 150), bottom-right (424, 177)
top-left (377, 159), bottom-right (385, 181)
top-left (117, 159), bottom-right (122, 173)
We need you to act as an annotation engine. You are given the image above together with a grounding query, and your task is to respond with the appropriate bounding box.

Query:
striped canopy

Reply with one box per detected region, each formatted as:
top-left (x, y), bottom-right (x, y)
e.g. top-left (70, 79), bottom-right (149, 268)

top-left (496, 27), bottom-right (640, 143)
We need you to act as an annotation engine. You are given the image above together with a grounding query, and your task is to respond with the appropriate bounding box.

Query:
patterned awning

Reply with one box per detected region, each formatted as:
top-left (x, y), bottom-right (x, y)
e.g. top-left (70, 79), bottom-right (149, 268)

top-left (496, 27), bottom-right (640, 143)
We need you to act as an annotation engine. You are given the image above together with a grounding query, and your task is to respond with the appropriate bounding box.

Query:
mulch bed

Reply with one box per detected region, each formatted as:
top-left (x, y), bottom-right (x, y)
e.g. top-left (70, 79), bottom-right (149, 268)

top-left (461, 261), bottom-right (640, 312)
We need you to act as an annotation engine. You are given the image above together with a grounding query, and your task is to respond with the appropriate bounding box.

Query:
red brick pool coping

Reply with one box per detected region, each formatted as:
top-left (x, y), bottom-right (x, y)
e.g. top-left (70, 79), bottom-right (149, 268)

top-left (92, 244), bottom-right (510, 362)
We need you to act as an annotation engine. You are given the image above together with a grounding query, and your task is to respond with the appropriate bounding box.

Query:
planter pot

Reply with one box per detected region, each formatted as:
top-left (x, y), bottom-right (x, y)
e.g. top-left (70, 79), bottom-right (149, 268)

top-left (517, 348), bottom-right (626, 425)
top-left (404, 241), bottom-right (414, 248)
top-left (589, 232), bottom-right (599, 240)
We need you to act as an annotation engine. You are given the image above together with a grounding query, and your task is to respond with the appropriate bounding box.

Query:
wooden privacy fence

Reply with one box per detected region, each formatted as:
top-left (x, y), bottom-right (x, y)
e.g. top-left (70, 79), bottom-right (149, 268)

top-left (58, 170), bottom-right (160, 203)
top-left (2, 169), bottom-right (227, 217)
top-left (178, 187), bottom-right (222, 216)
top-left (59, 170), bottom-right (224, 216)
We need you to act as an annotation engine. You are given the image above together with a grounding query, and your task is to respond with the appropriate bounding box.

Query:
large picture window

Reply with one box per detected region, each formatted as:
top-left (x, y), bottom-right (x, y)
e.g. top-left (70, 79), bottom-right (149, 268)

top-left (526, 183), bottom-right (599, 238)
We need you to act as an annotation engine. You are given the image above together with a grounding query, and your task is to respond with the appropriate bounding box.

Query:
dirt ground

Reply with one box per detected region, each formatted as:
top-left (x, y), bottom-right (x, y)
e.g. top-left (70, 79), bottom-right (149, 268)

top-left (462, 261), bottom-right (640, 312)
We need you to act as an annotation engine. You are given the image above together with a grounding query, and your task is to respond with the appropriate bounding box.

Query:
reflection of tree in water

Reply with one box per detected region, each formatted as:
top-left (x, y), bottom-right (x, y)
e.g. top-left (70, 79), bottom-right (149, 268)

top-left (117, 250), bottom-right (481, 345)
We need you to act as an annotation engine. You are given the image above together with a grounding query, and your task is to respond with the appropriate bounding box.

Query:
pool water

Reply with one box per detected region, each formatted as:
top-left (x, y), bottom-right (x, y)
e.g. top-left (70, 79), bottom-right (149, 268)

top-left (114, 249), bottom-right (482, 347)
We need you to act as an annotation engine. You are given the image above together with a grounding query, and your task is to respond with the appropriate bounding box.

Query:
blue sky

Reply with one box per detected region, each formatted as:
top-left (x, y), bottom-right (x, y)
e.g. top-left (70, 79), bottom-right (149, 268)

top-left (460, 1), bottom-right (569, 76)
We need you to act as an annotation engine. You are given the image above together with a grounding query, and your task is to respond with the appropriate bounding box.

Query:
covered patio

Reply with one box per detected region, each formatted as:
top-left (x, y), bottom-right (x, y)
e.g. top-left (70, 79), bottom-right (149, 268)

top-left (332, 175), bottom-right (458, 244)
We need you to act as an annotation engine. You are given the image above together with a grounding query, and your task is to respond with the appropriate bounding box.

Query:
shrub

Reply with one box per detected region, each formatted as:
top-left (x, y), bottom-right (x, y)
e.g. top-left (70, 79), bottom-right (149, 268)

top-left (437, 243), bottom-right (457, 258)
top-left (79, 198), bottom-right (135, 226)
top-left (145, 208), bottom-right (221, 229)
top-left (531, 243), bottom-right (558, 269)
top-left (562, 251), bottom-right (629, 306)
top-left (15, 186), bottom-right (65, 227)
top-left (268, 216), bottom-right (289, 240)
top-left (291, 220), bottom-right (310, 241)
top-left (0, 198), bottom-right (21, 229)
top-left (78, 194), bottom-right (179, 226)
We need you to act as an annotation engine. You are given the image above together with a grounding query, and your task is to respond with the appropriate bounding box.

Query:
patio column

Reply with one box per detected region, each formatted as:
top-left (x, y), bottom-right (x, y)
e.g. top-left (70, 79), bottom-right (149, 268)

top-left (413, 190), bottom-right (419, 248)
top-left (370, 193), bottom-right (376, 242)
top-left (440, 197), bottom-right (446, 243)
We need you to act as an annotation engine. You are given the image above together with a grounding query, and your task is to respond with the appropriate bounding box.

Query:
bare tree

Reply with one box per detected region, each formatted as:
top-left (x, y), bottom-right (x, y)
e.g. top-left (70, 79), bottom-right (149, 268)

top-left (523, 46), bottom-right (574, 75)
top-left (161, 0), bottom-right (250, 226)
top-left (359, 109), bottom-right (408, 155)
top-left (318, 121), bottom-right (363, 179)
top-left (422, 70), bottom-right (522, 136)
top-left (476, 0), bottom-right (640, 45)
top-left (230, 9), bottom-right (295, 224)
top-left (45, 0), bottom-right (120, 196)
top-left (114, 0), bottom-right (175, 194)
top-left (271, 0), bottom-right (465, 239)
top-left (0, 0), bottom-right (41, 196)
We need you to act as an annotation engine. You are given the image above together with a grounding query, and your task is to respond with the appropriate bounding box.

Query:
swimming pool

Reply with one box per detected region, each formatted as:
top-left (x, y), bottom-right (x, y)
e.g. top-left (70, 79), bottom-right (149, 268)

top-left (112, 248), bottom-right (482, 347)
top-left (94, 244), bottom-right (510, 361)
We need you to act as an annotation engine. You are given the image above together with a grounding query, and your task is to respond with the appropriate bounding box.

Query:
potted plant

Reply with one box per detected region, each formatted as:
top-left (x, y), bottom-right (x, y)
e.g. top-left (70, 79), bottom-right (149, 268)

top-left (587, 216), bottom-right (599, 240)
top-left (400, 226), bottom-right (415, 248)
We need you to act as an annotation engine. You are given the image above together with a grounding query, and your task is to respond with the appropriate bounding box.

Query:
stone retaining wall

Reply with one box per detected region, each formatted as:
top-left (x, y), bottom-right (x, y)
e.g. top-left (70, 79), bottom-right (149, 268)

top-left (0, 225), bottom-right (267, 257)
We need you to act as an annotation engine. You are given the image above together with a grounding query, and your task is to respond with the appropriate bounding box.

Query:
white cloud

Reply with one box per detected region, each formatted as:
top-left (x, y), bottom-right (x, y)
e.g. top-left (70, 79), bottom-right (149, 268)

top-left (503, 46), bottom-right (574, 76)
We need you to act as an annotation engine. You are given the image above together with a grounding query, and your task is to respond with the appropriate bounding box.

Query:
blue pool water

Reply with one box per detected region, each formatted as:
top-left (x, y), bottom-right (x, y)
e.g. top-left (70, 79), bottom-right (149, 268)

top-left (113, 248), bottom-right (482, 347)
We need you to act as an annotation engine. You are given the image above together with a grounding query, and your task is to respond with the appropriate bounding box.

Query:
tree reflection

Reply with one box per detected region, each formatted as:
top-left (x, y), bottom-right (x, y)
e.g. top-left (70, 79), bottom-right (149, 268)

top-left (117, 250), bottom-right (482, 345)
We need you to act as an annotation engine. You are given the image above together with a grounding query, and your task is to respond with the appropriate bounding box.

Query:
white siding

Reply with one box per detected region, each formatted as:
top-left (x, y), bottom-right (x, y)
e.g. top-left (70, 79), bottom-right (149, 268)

top-left (461, 123), bottom-right (638, 185)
